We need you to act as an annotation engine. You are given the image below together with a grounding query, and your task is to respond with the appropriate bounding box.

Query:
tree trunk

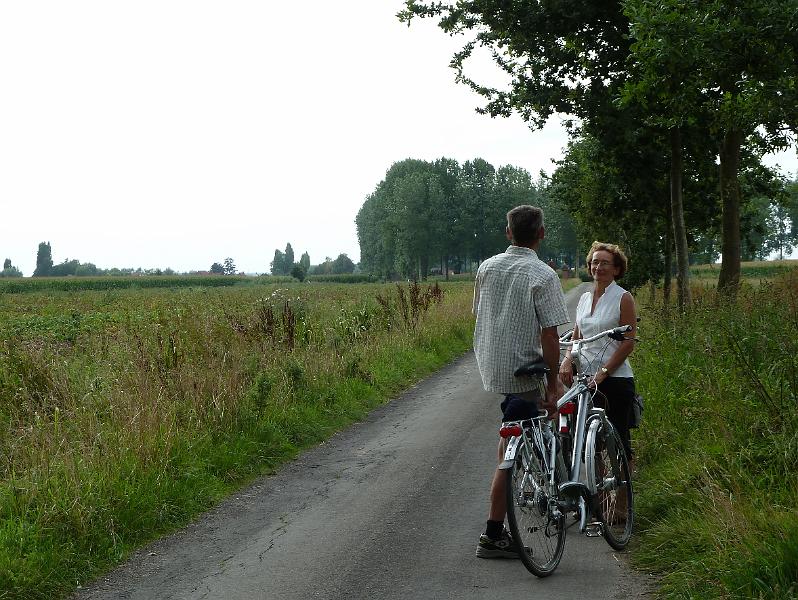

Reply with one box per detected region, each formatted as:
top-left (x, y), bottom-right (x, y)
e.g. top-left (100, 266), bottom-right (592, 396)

top-left (717, 129), bottom-right (744, 298)
top-left (664, 189), bottom-right (673, 308)
top-left (670, 128), bottom-right (691, 309)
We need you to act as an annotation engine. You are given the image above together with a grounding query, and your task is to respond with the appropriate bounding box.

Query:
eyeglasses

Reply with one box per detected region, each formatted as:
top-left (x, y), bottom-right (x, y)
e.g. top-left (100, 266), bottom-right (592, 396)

top-left (590, 260), bottom-right (614, 268)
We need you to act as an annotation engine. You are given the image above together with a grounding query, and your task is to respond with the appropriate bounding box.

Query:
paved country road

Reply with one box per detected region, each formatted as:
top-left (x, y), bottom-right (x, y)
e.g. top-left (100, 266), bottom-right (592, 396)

top-left (74, 282), bottom-right (655, 600)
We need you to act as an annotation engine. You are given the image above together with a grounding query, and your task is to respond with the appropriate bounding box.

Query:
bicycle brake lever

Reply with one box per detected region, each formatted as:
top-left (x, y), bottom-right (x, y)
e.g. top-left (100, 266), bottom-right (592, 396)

top-left (608, 332), bottom-right (640, 342)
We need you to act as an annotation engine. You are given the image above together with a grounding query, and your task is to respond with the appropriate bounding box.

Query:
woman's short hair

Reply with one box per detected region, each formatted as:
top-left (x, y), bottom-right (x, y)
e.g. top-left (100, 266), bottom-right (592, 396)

top-left (586, 241), bottom-right (628, 280)
top-left (506, 205), bottom-right (544, 245)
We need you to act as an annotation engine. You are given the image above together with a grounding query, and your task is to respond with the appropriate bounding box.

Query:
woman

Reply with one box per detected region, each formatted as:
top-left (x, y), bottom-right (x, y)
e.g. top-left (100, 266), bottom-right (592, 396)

top-left (559, 241), bottom-right (637, 463)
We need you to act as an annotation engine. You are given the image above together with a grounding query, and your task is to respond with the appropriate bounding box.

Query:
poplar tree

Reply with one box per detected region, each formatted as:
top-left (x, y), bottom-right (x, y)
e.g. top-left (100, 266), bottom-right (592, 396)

top-left (33, 242), bottom-right (53, 277)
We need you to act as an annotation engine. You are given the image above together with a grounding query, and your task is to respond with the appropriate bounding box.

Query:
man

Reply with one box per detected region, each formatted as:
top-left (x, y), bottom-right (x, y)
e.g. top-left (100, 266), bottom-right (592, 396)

top-left (472, 205), bottom-right (569, 558)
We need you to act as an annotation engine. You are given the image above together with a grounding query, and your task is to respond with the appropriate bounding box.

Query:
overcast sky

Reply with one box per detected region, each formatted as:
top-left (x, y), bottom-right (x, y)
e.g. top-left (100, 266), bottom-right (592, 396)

top-left (1, 2), bottom-right (796, 276)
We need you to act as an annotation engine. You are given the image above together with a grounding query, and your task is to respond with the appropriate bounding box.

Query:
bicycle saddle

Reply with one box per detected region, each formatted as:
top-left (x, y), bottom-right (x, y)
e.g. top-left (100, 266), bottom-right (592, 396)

top-left (513, 360), bottom-right (550, 378)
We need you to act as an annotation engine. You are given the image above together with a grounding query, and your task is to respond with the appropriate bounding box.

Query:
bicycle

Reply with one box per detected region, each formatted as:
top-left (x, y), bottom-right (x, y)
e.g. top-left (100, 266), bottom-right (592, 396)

top-left (500, 325), bottom-right (636, 577)
top-left (556, 324), bottom-right (635, 550)
top-left (499, 364), bottom-right (567, 576)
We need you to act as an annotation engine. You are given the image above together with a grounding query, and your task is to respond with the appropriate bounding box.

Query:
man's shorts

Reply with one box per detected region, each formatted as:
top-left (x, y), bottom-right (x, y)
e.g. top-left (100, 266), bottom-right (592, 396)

top-left (500, 389), bottom-right (542, 421)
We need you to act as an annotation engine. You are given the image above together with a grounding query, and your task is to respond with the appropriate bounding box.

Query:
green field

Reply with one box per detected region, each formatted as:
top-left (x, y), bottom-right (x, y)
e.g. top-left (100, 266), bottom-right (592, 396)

top-left (690, 259), bottom-right (798, 281)
top-left (4, 263), bottom-right (798, 599)
top-left (0, 279), bottom-right (476, 599)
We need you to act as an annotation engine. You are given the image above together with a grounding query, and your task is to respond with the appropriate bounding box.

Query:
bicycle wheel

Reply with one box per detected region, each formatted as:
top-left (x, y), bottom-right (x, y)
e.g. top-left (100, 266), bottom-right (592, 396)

top-left (505, 432), bottom-right (566, 577)
top-left (586, 421), bottom-right (633, 550)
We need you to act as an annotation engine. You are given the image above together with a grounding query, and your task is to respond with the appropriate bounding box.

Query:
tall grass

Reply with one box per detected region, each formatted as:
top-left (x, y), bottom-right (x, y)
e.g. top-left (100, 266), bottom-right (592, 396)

top-left (0, 281), bottom-right (474, 599)
top-left (633, 272), bottom-right (798, 598)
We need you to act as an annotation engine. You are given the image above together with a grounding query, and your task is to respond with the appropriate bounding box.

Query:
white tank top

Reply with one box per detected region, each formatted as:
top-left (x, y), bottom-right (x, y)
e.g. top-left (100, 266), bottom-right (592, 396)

top-left (575, 281), bottom-right (634, 378)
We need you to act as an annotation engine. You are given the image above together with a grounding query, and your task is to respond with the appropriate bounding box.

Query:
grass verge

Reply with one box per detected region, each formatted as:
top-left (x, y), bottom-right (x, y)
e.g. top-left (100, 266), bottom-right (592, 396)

top-left (632, 271), bottom-right (798, 598)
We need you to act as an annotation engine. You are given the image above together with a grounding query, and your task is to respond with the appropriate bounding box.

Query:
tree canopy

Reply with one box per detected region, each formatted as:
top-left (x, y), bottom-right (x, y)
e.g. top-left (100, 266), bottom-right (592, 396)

top-left (400, 0), bottom-right (798, 298)
top-left (356, 157), bottom-right (576, 280)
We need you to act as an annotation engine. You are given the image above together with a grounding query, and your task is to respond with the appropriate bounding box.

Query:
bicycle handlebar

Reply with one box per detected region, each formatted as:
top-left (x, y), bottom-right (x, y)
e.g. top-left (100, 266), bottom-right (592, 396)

top-left (559, 324), bottom-right (632, 346)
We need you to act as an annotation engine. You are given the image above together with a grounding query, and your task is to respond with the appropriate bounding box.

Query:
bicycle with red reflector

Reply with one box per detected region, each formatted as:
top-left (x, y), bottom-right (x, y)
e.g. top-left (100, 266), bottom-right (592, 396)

top-left (501, 325), bottom-right (638, 577)
top-left (499, 361), bottom-right (568, 577)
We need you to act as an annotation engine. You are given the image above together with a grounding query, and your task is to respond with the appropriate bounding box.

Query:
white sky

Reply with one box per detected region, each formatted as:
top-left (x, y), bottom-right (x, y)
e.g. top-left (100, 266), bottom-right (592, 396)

top-left (1, 2), bottom-right (796, 276)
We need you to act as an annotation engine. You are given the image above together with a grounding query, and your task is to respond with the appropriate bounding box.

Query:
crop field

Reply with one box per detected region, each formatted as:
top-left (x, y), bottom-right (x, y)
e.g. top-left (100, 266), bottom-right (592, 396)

top-left (0, 279), bottom-right (476, 598)
top-left (690, 259), bottom-right (798, 281)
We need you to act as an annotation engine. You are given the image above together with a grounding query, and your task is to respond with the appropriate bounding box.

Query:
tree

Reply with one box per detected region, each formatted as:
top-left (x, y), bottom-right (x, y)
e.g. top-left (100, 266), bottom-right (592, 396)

top-left (766, 204), bottom-right (794, 261)
top-left (736, 159), bottom-right (791, 260)
top-left (270, 250), bottom-right (285, 275)
top-left (399, 1), bottom-right (675, 290)
top-left (0, 258), bottom-right (22, 278)
top-left (331, 254), bottom-right (355, 274)
top-left (460, 159), bottom-right (496, 264)
top-left (787, 178), bottom-right (798, 247)
top-left (394, 167), bottom-right (441, 279)
top-left (753, 173), bottom-right (797, 261)
top-left (356, 159), bottom-right (433, 279)
top-left (223, 257), bottom-right (236, 275)
top-left (210, 262), bottom-right (224, 274)
top-left (290, 263), bottom-right (306, 282)
top-left (50, 259), bottom-right (80, 277)
top-left (33, 242), bottom-right (53, 277)
top-left (356, 156), bottom-right (580, 279)
top-left (401, 0), bottom-right (797, 302)
top-left (310, 257), bottom-right (334, 275)
top-left (284, 244), bottom-right (295, 274)
top-left (531, 173), bottom-right (577, 267)
top-left (623, 0), bottom-right (798, 297)
top-left (299, 252), bottom-right (310, 273)
top-left (400, 2), bottom-right (631, 126)
top-left (548, 131), bottom-right (673, 291)
top-left (430, 158), bottom-right (464, 279)
top-left (75, 263), bottom-right (98, 277)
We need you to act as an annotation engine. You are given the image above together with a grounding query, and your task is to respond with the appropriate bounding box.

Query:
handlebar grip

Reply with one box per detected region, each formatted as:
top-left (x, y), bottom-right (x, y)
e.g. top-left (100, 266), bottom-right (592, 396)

top-left (608, 325), bottom-right (633, 341)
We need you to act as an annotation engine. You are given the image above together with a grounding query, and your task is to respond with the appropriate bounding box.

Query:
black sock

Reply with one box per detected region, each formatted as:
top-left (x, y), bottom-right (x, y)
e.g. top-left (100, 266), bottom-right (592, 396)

top-left (485, 520), bottom-right (504, 540)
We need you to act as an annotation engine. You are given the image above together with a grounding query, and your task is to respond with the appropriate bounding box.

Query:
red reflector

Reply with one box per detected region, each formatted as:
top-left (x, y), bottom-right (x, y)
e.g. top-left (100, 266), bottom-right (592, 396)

top-left (499, 425), bottom-right (523, 438)
top-left (559, 401), bottom-right (576, 415)
top-left (560, 426), bottom-right (569, 433)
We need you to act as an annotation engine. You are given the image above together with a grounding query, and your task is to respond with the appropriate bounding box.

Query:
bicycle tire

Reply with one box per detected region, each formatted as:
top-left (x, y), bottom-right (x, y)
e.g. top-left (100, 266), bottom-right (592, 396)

top-left (505, 431), bottom-right (566, 577)
top-left (586, 421), bottom-right (633, 550)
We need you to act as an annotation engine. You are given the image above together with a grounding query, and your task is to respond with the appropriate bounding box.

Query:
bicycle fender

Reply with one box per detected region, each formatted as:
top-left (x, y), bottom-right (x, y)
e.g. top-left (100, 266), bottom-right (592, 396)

top-left (499, 435), bottom-right (521, 470)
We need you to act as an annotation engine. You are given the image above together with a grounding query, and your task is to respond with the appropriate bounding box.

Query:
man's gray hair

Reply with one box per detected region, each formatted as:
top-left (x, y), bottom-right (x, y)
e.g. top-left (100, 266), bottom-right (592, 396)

top-left (506, 205), bottom-right (544, 245)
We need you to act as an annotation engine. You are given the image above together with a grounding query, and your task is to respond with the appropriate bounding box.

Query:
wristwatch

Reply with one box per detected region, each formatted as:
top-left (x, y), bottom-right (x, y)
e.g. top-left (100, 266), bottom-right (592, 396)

top-left (600, 366), bottom-right (609, 374)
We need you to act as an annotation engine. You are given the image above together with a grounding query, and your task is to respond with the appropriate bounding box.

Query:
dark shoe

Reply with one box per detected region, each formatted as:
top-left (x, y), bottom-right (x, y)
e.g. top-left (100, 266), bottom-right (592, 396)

top-left (475, 530), bottom-right (520, 559)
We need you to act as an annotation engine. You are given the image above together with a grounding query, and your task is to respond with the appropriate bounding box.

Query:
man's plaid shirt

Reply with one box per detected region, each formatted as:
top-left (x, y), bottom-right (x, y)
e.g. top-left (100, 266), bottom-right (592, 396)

top-left (472, 246), bottom-right (569, 394)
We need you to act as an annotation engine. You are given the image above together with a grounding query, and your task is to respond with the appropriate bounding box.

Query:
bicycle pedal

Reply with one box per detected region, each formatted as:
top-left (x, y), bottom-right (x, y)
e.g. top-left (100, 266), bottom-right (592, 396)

top-left (584, 522), bottom-right (603, 537)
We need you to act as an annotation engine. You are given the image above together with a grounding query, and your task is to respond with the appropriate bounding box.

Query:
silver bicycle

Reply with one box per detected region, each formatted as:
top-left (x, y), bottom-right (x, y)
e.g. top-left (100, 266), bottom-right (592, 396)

top-left (556, 324), bottom-right (635, 550)
top-left (501, 325), bottom-right (635, 577)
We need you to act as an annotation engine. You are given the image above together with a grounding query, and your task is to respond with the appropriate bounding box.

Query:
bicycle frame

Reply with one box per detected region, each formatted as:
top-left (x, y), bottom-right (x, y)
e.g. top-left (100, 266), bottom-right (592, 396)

top-left (499, 411), bottom-right (555, 475)
top-left (557, 325), bottom-right (632, 532)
